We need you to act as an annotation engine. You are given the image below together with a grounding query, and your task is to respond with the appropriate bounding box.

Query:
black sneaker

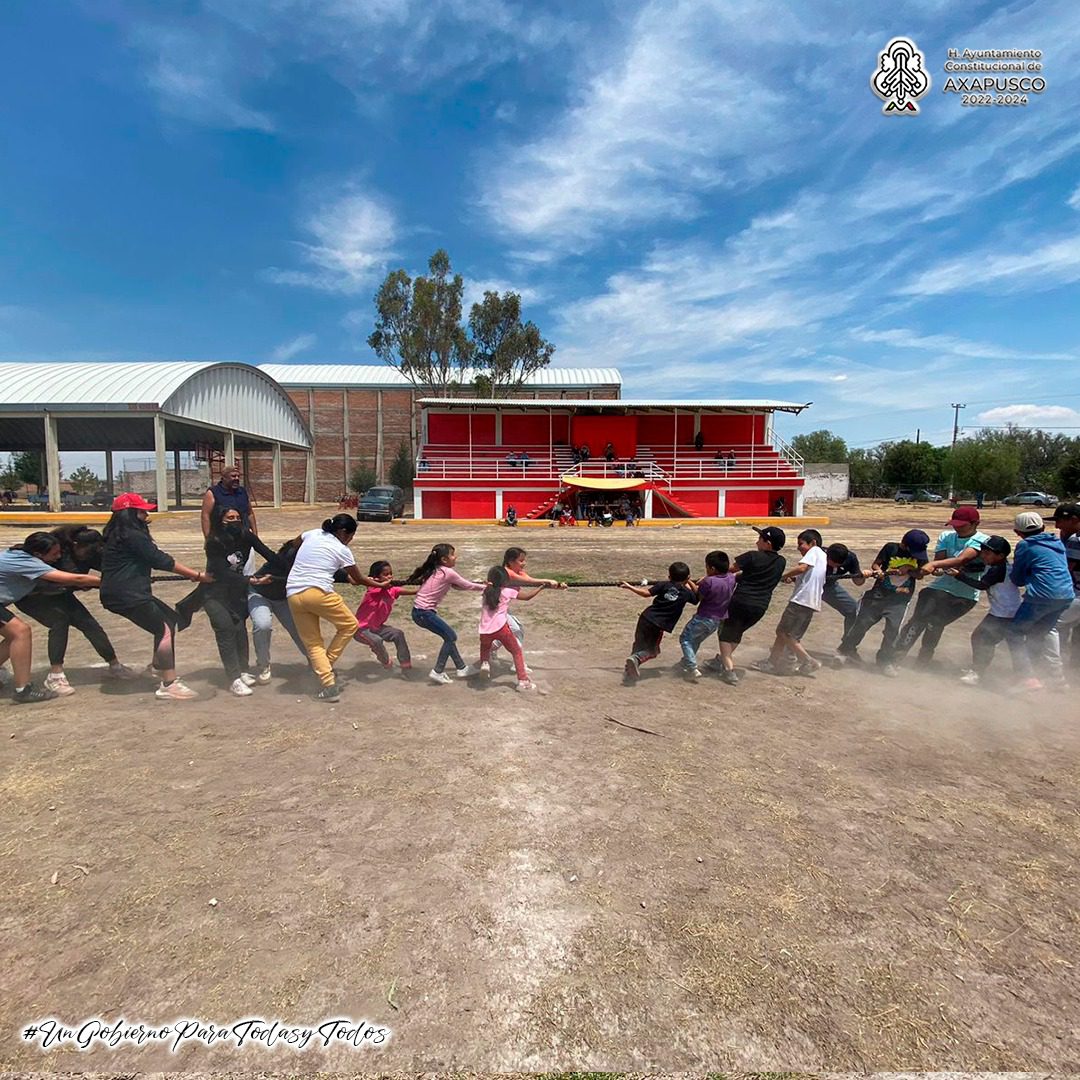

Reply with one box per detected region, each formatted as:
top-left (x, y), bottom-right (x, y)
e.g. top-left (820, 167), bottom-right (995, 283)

top-left (315, 684), bottom-right (341, 703)
top-left (13, 683), bottom-right (58, 704)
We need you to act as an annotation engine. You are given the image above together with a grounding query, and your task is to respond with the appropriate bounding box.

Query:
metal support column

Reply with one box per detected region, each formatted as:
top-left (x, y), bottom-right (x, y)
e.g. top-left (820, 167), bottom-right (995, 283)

top-left (272, 443), bottom-right (283, 508)
top-left (305, 452), bottom-right (316, 504)
top-left (375, 390), bottom-right (384, 482)
top-left (173, 449), bottom-right (183, 509)
top-left (44, 414), bottom-right (61, 512)
top-left (105, 449), bottom-right (114, 495)
top-left (223, 429), bottom-right (235, 466)
top-left (342, 390), bottom-right (350, 488)
top-left (153, 414), bottom-right (168, 512)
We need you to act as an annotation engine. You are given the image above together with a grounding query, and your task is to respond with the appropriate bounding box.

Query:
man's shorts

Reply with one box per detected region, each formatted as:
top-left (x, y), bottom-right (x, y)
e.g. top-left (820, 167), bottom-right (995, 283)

top-left (0, 604), bottom-right (16, 625)
top-left (776, 600), bottom-right (814, 641)
top-left (718, 602), bottom-right (767, 644)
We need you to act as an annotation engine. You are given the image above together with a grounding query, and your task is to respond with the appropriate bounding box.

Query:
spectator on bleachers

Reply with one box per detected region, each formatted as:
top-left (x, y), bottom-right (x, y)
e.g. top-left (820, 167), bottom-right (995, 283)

top-left (604, 442), bottom-right (616, 462)
top-left (694, 431), bottom-right (704, 451)
top-left (418, 456), bottom-right (430, 472)
top-left (580, 444), bottom-right (591, 462)
top-left (571, 446), bottom-right (582, 465)
top-left (727, 449), bottom-right (737, 470)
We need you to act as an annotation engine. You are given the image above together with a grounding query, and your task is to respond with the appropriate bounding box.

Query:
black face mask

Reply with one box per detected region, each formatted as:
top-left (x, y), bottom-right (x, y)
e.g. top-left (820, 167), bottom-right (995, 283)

top-left (224, 523), bottom-right (243, 537)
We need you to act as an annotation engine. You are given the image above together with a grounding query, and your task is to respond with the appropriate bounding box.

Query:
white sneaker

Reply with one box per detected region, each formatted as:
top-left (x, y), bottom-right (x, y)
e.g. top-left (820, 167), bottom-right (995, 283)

top-left (257, 667), bottom-right (272, 684)
top-left (516, 679), bottom-right (538, 692)
top-left (428, 669), bottom-right (453, 685)
top-left (155, 679), bottom-right (198, 700)
top-left (105, 662), bottom-right (138, 680)
top-left (239, 672), bottom-right (257, 686)
top-left (479, 661), bottom-right (491, 676)
top-left (751, 658), bottom-right (778, 674)
top-left (959, 669), bottom-right (980, 686)
top-left (881, 663), bottom-right (900, 678)
top-left (230, 678), bottom-right (254, 696)
top-left (458, 664), bottom-right (480, 678)
top-left (44, 672), bottom-right (76, 696)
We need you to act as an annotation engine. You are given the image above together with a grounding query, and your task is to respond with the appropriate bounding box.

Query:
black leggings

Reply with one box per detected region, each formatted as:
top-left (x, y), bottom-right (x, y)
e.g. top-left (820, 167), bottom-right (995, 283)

top-left (204, 596), bottom-right (250, 683)
top-left (105, 597), bottom-right (177, 671)
top-left (16, 591), bottom-right (118, 667)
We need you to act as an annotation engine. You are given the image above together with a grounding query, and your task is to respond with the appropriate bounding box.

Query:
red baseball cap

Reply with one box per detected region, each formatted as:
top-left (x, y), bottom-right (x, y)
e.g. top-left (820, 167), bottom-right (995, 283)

top-left (948, 506), bottom-right (980, 526)
top-left (111, 492), bottom-right (157, 512)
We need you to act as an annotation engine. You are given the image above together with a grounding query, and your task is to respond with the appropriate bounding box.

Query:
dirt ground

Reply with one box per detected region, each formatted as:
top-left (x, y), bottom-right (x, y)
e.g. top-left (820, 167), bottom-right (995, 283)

top-left (1, 501), bottom-right (1078, 1074)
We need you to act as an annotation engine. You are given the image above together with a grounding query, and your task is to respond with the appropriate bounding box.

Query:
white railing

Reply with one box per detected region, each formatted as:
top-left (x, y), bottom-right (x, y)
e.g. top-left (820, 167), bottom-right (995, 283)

top-left (636, 443), bottom-right (803, 481)
top-left (415, 455), bottom-right (561, 481)
top-left (771, 433), bottom-right (805, 475)
top-left (560, 460), bottom-right (668, 483)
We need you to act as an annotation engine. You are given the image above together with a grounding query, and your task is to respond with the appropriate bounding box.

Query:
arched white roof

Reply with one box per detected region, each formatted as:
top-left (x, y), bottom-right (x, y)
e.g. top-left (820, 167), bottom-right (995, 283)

top-left (0, 361), bottom-right (312, 449)
top-left (259, 363), bottom-right (622, 389)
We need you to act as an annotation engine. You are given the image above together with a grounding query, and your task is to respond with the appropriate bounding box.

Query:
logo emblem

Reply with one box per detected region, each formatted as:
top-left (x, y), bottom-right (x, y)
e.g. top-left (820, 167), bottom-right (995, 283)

top-left (871, 37), bottom-right (931, 113)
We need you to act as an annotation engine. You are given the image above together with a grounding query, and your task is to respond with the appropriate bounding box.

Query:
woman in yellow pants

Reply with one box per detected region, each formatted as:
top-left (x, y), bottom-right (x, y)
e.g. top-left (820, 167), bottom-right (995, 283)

top-left (286, 514), bottom-right (381, 702)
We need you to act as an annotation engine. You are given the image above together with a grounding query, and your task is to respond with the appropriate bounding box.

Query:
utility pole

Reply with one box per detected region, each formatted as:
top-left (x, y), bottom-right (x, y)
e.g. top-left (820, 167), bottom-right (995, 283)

top-left (948, 403), bottom-right (966, 502)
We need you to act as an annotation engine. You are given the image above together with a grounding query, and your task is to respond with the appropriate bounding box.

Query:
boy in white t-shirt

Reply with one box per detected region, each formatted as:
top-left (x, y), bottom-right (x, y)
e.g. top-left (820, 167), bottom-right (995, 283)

top-left (753, 529), bottom-right (827, 677)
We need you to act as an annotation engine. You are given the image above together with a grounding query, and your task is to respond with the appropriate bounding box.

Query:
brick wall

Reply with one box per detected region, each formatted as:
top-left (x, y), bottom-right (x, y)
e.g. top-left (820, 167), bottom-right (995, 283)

top-left (244, 380), bottom-right (622, 503)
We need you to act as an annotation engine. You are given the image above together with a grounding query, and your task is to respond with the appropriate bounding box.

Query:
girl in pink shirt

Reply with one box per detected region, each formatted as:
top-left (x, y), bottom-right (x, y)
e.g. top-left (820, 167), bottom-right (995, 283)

top-left (477, 565), bottom-right (543, 692)
top-left (407, 543), bottom-right (485, 684)
top-left (353, 560), bottom-right (417, 674)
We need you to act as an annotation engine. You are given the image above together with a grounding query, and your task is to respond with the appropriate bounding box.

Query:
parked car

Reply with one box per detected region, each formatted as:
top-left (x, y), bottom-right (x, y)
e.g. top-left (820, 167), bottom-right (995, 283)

top-left (894, 488), bottom-right (944, 503)
top-left (91, 490), bottom-right (112, 508)
top-left (357, 485), bottom-right (405, 521)
top-left (1002, 490), bottom-right (1057, 506)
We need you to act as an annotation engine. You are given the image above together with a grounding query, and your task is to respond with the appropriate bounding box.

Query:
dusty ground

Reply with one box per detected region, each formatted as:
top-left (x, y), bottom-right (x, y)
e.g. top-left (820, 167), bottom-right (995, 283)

top-left (1, 501), bottom-right (1078, 1074)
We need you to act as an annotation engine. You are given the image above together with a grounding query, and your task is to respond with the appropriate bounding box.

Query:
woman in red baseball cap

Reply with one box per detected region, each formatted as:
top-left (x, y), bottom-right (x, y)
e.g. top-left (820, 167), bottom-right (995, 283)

top-left (99, 494), bottom-right (210, 700)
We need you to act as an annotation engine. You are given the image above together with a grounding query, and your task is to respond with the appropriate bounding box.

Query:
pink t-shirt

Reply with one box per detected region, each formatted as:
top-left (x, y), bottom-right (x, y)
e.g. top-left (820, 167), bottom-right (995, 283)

top-left (413, 565), bottom-right (484, 610)
top-left (479, 586), bottom-right (519, 635)
top-left (355, 585), bottom-right (401, 631)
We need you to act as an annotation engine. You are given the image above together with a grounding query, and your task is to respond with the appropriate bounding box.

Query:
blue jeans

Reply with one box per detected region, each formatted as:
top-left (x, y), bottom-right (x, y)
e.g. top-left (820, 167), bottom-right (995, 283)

top-left (679, 614), bottom-right (721, 668)
top-left (1007, 596), bottom-right (1071, 678)
top-left (248, 591), bottom-right (307, 671)
top-left (411, 607), bottom-right (464, 672)
top-left (822, 581), bottom-right (859, 638)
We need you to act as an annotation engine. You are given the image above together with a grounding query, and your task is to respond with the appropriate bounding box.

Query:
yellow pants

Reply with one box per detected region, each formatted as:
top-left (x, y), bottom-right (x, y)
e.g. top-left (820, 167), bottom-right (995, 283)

top-left (287, 587), bottom-right (357, 688)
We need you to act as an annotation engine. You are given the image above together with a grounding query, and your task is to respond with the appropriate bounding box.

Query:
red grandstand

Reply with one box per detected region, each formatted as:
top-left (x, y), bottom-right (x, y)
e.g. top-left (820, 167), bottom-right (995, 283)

top-left (413, 398), bottom-right (811, 521)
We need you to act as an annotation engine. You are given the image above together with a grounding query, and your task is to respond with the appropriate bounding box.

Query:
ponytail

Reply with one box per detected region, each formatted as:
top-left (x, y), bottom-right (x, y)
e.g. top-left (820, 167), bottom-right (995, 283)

top-left (407, 543), bottom-right (454, 584)
top-left (322, 513), bottom-right (357, 537)
top-left (483, 565), bottom-right (508, 614)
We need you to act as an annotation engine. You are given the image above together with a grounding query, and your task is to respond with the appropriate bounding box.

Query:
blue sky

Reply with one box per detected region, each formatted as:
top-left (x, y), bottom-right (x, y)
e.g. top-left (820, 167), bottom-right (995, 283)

top-left (2, 0), bottom-right (1080, 453)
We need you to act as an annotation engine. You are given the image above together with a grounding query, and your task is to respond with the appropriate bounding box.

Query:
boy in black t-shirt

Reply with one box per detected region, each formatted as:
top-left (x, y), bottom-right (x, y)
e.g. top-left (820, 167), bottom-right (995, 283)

top-left (620, 562), bottom-right (698, 682)
top-left (707, 526), bottom-right (786, 685)
top-left (838, 529), bottom-right (929, 672)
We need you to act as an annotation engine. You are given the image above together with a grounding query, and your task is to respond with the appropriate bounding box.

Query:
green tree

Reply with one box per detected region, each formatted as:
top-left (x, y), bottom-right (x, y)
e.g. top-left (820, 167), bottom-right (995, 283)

top-left (881, 440), bottom-right (945, 489)
top-left (67, 465), bottom-right (101, 495)
top-left (947, 434), bottom-right (1021, 499)
top-left (0, 455), bottom-right (20, 492)
top-left (368, 249), bottom-right (470, 396)
top-left (388, 440), bottom-right (414, 491)
top-left (848, 446), bottom-right (888, 497)
top-left (349, 463), bottom-right (377, 495)
top-left (467, 290), bottom-right (555, 398)
top-left (790, 429), bottom-right (848, 463)
top-left (1057, 447), bottom-right (1080, 497)
top-left (11, 450), bottom-right (43, 492)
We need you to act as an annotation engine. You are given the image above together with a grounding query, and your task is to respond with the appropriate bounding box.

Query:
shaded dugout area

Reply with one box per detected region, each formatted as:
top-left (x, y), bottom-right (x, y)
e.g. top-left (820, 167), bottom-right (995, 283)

top-left (0, 362), bottom-right (314, 511)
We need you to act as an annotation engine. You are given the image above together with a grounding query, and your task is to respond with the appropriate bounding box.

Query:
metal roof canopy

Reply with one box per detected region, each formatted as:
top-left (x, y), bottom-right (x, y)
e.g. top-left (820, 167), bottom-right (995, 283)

top-left (260, 364), bottom-right (623, 388)
top-left (0, 362), bottom-right (313, 450)
top-left (418, 398), bottom-right (811, 413)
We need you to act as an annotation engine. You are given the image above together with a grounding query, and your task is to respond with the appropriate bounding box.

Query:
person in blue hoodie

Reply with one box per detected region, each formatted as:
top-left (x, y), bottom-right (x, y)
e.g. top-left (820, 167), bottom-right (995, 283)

top-left (1008, 511), bottom-right (1074, 690)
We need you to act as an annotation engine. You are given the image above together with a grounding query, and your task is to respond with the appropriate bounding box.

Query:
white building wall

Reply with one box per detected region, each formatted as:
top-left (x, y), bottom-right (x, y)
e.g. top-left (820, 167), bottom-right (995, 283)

top-left (802, 463), bottom-right (850, 502)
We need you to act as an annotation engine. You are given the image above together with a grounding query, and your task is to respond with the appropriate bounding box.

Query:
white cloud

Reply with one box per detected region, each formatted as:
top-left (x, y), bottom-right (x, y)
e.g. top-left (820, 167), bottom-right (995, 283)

top-left (479, 0), bottom-right (808, 248)
top-left (899, 233), bottom-right (1080, 298)
top-left (269, 332), bottom-right (317, 362)
top-left (1069, 185), bottom-right (1080, 211)
top-left (977, 404), bottom-right (1080, 428)
top-left (851, 327), bottom-right (1076, 363)
top-left (265, 190), bottom-right (397, 293)
top-left (132, 25), bottom-right (274, 132)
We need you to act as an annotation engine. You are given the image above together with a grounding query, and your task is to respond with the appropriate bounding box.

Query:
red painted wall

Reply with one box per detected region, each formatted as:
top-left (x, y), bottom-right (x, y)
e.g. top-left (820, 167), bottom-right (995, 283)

top-left (422, 490), bottom-right (452, 517)
top-left (725, 488), bottom-right (771, 515)
top-left (451, 490), bottom-right (496, 518)
top-left (700, 414), bottom-right (766, 444)
top-left (428, 412), bottom-right (496, 444)
top-left (502, 413), bottom-right (555, 446)
top-left (637, 414), bottom-right (674, 445)
top-left (668, 489), bottom-right (719, 515)
top-left (570, 415), bottom-right (637, 458)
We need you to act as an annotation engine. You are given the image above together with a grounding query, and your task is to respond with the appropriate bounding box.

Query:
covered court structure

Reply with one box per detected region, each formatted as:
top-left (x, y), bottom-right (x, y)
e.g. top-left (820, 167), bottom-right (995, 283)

top-left (0, 362), bottom-right (314, 512)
